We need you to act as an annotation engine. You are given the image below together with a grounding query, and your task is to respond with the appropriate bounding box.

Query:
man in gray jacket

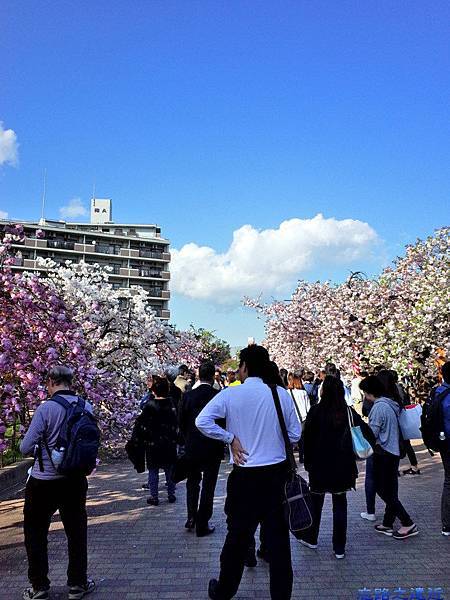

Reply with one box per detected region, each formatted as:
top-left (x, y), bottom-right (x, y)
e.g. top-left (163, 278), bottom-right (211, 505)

top-left (20, 366), bottom-right (95, 600)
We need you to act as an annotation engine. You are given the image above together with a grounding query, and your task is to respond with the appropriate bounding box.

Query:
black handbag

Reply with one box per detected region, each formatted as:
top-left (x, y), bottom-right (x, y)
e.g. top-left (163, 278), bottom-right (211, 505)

top-left (269, 385), bottom-right (313, 538)
top-left (172, 451), bottom-right (192, 484)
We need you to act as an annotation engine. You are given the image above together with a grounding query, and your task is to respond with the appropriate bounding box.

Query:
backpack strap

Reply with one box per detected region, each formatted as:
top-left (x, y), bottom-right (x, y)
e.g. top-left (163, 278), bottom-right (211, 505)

top-left (50, 395), bottom-right (72, 410)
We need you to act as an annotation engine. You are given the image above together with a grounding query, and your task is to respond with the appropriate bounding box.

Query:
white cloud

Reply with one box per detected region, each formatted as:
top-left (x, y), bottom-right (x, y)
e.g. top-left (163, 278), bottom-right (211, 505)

top-left (171, 214), bottom-right (379, 304)
top-left (59, 198), bottom-right (88, 220)
top-left (0, 122), bottom-right (18, 166)
top-left (0, 210), bottom-right (8, 219)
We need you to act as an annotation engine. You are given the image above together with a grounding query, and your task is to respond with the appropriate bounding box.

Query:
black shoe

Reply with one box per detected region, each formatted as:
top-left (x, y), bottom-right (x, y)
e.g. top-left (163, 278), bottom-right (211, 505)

top-left (244, 552), bottom-right (257, 568)
top-left (68, 579), bottom-right (96, 600)
top-left (168, 495), bottom-right (176, 503)
top-left (257, 547), bottom-right (270, 562)
top-left (197, 525), bottom-right (215, 537)
top-left (208, 579), bottom-right (220, 600)
top-left (141, 483), bottom-right (149, 489)
top-left (23, 589), bottom-right (49, 600)
top-left (147, 496), bottom-right (159, 506)
top-left (185, 518), bottom-right (195, 530)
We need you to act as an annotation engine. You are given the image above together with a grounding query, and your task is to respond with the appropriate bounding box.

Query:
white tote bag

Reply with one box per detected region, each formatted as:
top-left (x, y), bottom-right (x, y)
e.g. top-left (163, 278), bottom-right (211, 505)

top-left (399, 404), bottom-right (422, 440)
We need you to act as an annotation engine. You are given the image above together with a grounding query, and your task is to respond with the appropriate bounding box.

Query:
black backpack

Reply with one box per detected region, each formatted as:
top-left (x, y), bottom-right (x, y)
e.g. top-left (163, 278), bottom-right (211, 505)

top-left (421, 387), bottom-right (450, 452)
top-left (50, 395), bottom-right (101, 476)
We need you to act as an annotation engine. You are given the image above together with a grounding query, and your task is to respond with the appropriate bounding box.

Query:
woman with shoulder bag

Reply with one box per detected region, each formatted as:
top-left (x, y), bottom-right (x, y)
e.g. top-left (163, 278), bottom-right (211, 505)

top-left (287, 372), bottom-right (310, 463)
top-left (359, 371), bottom-right (418, 539)
top-left (131, 375), bottom-right (178, 506)
top-left (301, 376), bottom-right (375, 559)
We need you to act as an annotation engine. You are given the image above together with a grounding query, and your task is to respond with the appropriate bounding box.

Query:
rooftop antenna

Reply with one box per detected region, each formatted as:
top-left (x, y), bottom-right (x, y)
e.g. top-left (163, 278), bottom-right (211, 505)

top-left (39, 168), bottom-right (47, 225)
top-left (92, 181), bottom-right (96, 201)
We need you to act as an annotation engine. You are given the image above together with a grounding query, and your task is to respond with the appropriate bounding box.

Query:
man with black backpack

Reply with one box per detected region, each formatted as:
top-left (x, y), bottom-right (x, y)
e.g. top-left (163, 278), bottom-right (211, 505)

top-left (20, 366), bottom-right (98, 600)
top-left (422, 361), bottom-right (450, 537)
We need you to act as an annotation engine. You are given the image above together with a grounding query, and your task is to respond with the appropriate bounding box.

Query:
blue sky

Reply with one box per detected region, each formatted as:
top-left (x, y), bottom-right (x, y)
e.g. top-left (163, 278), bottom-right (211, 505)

top-left (1, 1), bottom-right (449, 347)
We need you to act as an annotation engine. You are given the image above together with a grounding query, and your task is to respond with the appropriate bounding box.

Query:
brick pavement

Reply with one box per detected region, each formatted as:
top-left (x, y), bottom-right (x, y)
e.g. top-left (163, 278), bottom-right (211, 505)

top-left (1, 441), bottom-right (449, 599)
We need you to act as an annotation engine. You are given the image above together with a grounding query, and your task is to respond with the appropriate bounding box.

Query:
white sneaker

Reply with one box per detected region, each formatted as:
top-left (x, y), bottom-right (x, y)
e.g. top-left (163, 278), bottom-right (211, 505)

top-left (299, 539), bottom-right (318, 549)
top-left (360, 512), bottom-right (376, 522)
top-left (441, 529), bottom-right (450, 537)
top-left (335, 553), bottom-right (345, 559)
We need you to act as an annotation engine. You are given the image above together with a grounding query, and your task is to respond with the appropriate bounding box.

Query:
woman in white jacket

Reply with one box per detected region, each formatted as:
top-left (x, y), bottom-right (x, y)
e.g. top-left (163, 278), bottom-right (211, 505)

top-left (288, 372), bottom-right (310, 462)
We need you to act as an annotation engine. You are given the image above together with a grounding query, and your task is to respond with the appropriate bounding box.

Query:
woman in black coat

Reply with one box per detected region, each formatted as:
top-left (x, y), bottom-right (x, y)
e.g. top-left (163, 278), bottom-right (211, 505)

top-left (128, 375), bottom-right (178, 506)
top-left (301, 375), bottom-right (375, 559)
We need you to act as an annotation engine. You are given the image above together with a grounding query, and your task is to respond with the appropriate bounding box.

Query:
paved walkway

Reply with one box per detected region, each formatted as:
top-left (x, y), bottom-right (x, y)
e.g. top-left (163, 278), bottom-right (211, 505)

top-left (1, 442), bottom-right (449, 599)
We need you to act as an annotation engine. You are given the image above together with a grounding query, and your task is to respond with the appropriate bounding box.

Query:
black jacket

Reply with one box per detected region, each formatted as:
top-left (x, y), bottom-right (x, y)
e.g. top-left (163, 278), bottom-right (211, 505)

top-left (303, 404), bottom-right (376, 494)
top-left (179, 384), bottom-right (224, 464)
top-left (126, 397), bottom-right (178, 471)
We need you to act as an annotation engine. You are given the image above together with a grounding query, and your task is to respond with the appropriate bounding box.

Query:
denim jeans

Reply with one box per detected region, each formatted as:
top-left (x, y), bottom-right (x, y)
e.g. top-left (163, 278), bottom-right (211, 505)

top-left (441, 447), bottom-right (450, 530)
top-left (148, 466), bottom-right (176, 499)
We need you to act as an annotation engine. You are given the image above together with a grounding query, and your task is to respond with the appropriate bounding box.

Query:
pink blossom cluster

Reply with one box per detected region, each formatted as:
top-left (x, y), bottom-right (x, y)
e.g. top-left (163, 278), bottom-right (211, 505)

top-left (245, 227), bottom-right (449, 399)
top-left (0, 225), bottom-right (202, 455)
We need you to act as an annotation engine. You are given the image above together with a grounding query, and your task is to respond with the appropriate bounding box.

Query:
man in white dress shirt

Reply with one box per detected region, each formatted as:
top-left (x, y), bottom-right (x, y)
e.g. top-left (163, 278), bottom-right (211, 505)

top-left (196, 345), bottom-right (301, 600)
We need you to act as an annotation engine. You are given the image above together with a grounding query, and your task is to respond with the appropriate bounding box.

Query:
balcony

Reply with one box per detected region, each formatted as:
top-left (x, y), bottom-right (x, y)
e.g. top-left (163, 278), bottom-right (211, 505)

top-left (24, 238), bottom-right (47, 249)
top-left (161, 309), bottom-right (170, 319)
top-left (119, 268), bottom-right (140, 277)
top-left (94, 244), bottom-right (120, 255)
top-left (47, 240), bottom-right (75, 250)
top-left (161, 271), bottom-right (170, 280)
top-left (139, 249), bottom-right (165, 259)
top-left (119, 248), bottom-right (139, 258)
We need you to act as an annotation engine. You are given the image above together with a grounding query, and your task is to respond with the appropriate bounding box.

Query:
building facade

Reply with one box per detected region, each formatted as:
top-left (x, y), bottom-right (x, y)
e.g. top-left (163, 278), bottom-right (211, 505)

top-left (2, 199), bottom-right (171, 319)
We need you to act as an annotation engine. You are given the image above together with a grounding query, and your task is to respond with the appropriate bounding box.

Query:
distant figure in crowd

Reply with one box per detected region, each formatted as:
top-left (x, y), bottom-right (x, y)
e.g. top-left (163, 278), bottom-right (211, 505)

top-left (287, 372), bottom-right (310, 463)
top-left (360, 372), bottom-right (418, 539)
top-left (391, 369), bottom-right (420, 475)
top-left (434, 361), bottom-right (450, 537)
top-left (139, 372), bottom-right (155, 410)
top-left (179, 361), bottom-right (224, 536)
top-left (279, 368), bottom-right (289, 388)
top-left (225, 368), bottom-right (241, 387)
top-left (301, 376), bottom-right (375, 559)
top-left (196, 345), bottom-right (301, 600)
top-left (127, 375), bottom-right (178, 506)
top-left (214, 370), bottom-right (225, 391)
top-left (20, 366), bottom-right (95, 600)
top-left (350, 369), bottom-right (367, 416)
top-left (174, 364), bottom-right (190, 393)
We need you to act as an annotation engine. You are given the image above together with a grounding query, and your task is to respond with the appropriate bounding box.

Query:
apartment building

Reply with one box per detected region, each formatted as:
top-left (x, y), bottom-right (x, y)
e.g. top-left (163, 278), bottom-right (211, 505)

top-left (2, 199), bottom-right (171, 319)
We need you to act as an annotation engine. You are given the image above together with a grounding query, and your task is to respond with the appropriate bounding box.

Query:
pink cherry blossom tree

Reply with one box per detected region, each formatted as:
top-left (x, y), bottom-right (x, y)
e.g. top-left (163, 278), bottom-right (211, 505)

top-left (245, 227), bottom-right (449, 399)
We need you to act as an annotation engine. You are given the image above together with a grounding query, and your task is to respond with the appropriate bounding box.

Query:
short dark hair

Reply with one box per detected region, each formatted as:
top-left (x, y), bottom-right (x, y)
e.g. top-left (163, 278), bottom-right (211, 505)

top-left (178, 364), bottom-right (188, 376)
top-left (199, 361), bottom-right (215, 382)
top-left (325, 362), bottom-right (337, 377)
top-left (304, 371), bottom-right (314, 382)
top-left (377, 369), bottom-right (401, 404)
top-left (48, 365), bottom-right (73, 387)
top-left (152, 375), bottom-right (170, 398)
top-left (239, 345), bottom-right (270, 379)
top-left (442, 361), bottom-right (450, 384)
top-left (359, 375), bottom-right (385, 398)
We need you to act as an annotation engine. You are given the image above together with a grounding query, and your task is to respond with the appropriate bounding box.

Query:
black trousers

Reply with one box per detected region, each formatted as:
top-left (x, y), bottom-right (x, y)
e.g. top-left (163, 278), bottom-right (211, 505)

top-left (185, 459), bottom-right (221, 530)
top-left (373, 452), bottom-right (413, 528)
top-left (404, 439), bottom-right (418, 467)
top-left (24, 476), bottom-right (88, 590)
top-left (303, 492), bottom-right (347, 555)
top-left (215, 462), bottom-right (292, 600)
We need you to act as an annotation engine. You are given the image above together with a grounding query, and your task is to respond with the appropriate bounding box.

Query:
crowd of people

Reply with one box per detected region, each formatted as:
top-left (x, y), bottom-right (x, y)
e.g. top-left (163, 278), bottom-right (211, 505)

top-left (18, 351), bottom-right (450, 600)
